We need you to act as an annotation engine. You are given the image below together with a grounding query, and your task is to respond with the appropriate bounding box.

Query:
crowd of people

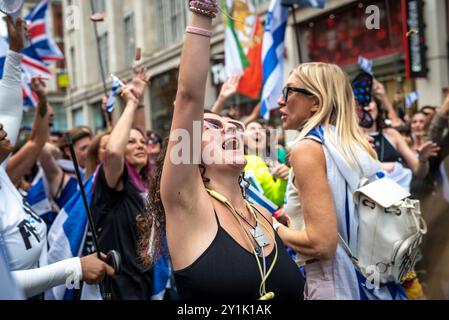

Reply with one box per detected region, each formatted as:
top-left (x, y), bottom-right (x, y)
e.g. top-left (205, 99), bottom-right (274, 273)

top-left (1, 0), bottom-right (449, 300)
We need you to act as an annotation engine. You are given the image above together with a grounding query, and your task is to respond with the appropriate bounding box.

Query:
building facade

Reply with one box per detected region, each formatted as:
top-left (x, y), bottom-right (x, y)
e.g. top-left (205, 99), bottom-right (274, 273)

top-left (61, 0), bottom-right (448, 137)
top-left (22, 0), bottom-right (68, 132)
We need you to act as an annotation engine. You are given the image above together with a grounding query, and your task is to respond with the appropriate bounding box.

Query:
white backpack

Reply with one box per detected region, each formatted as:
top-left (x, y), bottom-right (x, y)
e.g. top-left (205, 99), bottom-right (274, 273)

top-left (339, 178), bottom-right (427, 284)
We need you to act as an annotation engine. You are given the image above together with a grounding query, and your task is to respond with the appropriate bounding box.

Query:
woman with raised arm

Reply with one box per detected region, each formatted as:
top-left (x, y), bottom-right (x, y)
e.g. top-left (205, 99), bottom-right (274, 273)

top-left (138, 1), bottom-right (304, 301)
top-left (90, 67), bottom-right (152, 300)
top-left (0, 16), bottom-right (113, 300)
top-left (362, 96), bottom-right (439, 191)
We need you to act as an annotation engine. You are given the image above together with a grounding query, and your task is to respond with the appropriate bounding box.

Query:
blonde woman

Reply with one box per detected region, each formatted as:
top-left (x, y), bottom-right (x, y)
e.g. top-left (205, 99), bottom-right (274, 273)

top-left (275, 63), bottom-right (407, 300)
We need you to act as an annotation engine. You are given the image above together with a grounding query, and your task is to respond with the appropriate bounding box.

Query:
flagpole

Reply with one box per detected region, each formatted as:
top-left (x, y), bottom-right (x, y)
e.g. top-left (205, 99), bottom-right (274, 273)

top-left (289, 5), bottom-right (303, 64)
top-left (89, 0), bottom-right (112, 129)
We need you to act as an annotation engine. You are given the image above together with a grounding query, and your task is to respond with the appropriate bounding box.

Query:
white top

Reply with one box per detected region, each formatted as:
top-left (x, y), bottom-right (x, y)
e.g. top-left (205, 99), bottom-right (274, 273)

top-left (0, 50), bottom-right (82, 299)
top-left (0, 166), bottom-right (47, 270)
top-left (283, 169), bottom-right (312, 265)
top-left (0, 50), bottom-right (23, 170)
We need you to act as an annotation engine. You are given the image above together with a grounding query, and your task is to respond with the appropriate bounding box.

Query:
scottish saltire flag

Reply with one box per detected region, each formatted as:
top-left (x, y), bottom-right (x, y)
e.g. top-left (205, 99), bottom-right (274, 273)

top-left (46, 175), bottom-right (94, 300)
top-left (260, 0), bottom-right (288, 120)
top-left (358, 56), bottom-right (373, 75)
top-left (151, 238), bottom-right (171, 300)
top-left (25, 0), bottom-right (64, 63)
top-left (106, 75), bottom-right (124, 112)
top-left (406, 91), bottom-right (419, 108)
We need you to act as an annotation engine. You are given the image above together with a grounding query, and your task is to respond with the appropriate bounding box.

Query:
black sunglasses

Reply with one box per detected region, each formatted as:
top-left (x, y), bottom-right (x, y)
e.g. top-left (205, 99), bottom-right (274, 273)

top-left (282, 86), bottom-right (314, 103)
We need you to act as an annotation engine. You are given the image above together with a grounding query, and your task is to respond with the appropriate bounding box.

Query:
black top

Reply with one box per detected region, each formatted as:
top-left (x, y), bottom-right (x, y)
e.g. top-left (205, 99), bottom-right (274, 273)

top-left (90, 165), bottom-right (152, 300)
top-left (173, 206), bottom-right (304, 300)
top-left (371, 131), bottom-right (403, 163)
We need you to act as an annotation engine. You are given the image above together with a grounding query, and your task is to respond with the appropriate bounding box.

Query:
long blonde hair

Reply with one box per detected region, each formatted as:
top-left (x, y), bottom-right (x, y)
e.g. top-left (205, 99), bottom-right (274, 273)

top-left (292, 63), bottom-right (378, 171)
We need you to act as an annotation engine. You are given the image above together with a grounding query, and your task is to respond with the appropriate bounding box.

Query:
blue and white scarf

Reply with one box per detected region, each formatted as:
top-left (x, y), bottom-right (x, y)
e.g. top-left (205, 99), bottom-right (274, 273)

top-left (303, 125), bottom-right (407, 300)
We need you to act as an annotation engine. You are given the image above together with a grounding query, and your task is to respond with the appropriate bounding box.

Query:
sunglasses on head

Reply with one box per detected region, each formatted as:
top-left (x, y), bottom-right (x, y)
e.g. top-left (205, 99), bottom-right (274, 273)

top-left (204, 117), bottom-right (246, 133)
top-left (282, 86), bottom-right (314, 103)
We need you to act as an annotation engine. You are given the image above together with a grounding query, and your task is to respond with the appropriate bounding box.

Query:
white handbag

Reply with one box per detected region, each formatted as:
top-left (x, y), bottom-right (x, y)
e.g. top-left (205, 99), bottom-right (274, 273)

top-left (339, 178), bottom-right (427, 284)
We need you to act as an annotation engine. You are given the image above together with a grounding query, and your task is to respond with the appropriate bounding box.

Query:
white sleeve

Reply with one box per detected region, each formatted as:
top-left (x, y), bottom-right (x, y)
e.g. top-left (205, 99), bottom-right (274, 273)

top-left (11, 257), bottom-right (83, 298)
top-left (0, 50), bottom-right (23, 169)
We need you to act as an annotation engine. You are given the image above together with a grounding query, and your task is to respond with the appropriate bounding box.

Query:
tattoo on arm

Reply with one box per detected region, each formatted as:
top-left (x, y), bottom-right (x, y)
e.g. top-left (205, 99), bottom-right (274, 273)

top-left (39, 102), bottom-right (48, 118)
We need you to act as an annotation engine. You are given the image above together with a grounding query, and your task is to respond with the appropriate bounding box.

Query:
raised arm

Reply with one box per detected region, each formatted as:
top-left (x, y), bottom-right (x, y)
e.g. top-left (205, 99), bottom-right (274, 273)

top-left (243, 102), bottom-right (262, 125)
top-left (211, 75), bottom-right (240, 114)
top-left (161, 11), bottom-right (214, 208)
top-left (39, 142), bottom-right (64, 196)
top-left (7, 78), bottom-right (52, 185)
top-left (373, 80), bottom-right (403, 127)
top-left (0, 17), bottom-right (26, 167)
top-left (390, 128), bottom-right (439, 178)
top-left (104, 68), bottom-right (149, 190)
top-left (429, 95), bottom-right (449, 143)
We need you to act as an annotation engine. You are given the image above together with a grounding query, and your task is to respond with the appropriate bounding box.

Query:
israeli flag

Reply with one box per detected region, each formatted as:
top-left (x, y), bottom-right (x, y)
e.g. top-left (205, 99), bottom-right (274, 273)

top-left (151, 238), bottom-right (171, 300)
top-left (358, 56), bottom-right (373, 75)
top-left (244, 172), bottom-right (279, 214)
top-left (406, 91), bottom-right (419, 109)
top-left (261, 0), bottom-right (289, 120)
top-left (106, 74), bottom-right (125, 113)
top-left (45, 175), bottom-right (94, 300)
top-left (26, 167), bottom-right (56, 224)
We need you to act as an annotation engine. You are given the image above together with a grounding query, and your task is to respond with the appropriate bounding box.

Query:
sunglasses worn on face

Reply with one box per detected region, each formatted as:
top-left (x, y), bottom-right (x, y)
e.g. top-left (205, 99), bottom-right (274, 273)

top-left (204, 118), bottom-right (246, 133)
top-left (282, 86), bottom-right (314, 103)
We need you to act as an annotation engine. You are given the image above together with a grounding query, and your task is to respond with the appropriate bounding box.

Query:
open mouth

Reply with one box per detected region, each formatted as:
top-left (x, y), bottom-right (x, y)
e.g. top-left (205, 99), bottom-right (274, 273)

top-left (222, 137), bottom-right (241, 151)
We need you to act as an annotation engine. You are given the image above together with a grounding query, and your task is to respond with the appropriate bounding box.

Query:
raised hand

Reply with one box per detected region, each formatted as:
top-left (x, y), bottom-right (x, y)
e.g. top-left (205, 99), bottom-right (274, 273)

top-left (121, 67), bottom-right (150, 105)
top-left (373, 79), bottom-right (386, 98)
top-left (4, 16), bottom-right (27, 53)
top-left (219, 75), bottom-right (241, 101)
top-left (30, 77), bottom-right (47, 100)
top-left (272, 163), bottom-right (290, 180)
top-left (418, 141), bottom-right (440, 161)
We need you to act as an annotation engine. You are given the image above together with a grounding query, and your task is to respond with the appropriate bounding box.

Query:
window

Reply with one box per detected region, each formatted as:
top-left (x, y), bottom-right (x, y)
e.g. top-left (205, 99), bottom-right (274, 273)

top-left (91, 102), bottom-right (106, 133)
top-left (70, 47), bottom-right (77, 89)
top-left (72, 108), bottom-right (84, 127)
top-left (98, 33), bottom-right (109, 80)
top-left (156, 0), bottom-right (187, 48)
top-left (124, 13), bottom-right (136, 67)
top-left (93, 0), bottom-right (106, 13)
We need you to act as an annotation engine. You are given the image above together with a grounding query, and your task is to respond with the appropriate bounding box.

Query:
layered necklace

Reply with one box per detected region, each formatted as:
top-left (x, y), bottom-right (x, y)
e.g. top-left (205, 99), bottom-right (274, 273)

top-left (206, 188), bottom-right (278, 300)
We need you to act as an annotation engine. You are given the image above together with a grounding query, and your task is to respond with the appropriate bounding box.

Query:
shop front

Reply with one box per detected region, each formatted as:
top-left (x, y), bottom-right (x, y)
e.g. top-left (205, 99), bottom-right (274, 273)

top-left (297, 0), bottom-right (420, 106)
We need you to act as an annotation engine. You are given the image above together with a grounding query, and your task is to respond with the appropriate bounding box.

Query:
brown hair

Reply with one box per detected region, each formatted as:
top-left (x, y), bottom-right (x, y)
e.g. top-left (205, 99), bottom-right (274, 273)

top-left (85, 130), bottom-right (111, 179)
top-left (137, 138), bottom-right (169, 266)
top-left (58, 127), bottom-right (93, 159)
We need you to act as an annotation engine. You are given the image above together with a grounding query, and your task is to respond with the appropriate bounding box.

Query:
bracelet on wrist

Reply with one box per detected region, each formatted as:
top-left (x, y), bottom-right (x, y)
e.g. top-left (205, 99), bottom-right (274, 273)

top-left (186, 26), bottom-right (213, 38)
top-left (188, 0), bottom-right (218, 19)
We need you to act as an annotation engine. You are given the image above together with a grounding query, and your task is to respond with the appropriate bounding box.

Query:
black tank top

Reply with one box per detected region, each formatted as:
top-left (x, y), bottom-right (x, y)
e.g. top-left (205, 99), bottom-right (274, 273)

top-left (173, 206), bottom-right (305, 300)
top-left (371, 131), bottom-right (403, 163)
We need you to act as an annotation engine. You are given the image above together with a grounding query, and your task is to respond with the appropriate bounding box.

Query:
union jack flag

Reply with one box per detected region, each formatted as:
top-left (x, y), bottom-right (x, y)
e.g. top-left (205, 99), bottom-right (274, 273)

top-left (25, 0), bottom-right (64, 63)
top-left (0, 0), bottom-right (63, 108)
